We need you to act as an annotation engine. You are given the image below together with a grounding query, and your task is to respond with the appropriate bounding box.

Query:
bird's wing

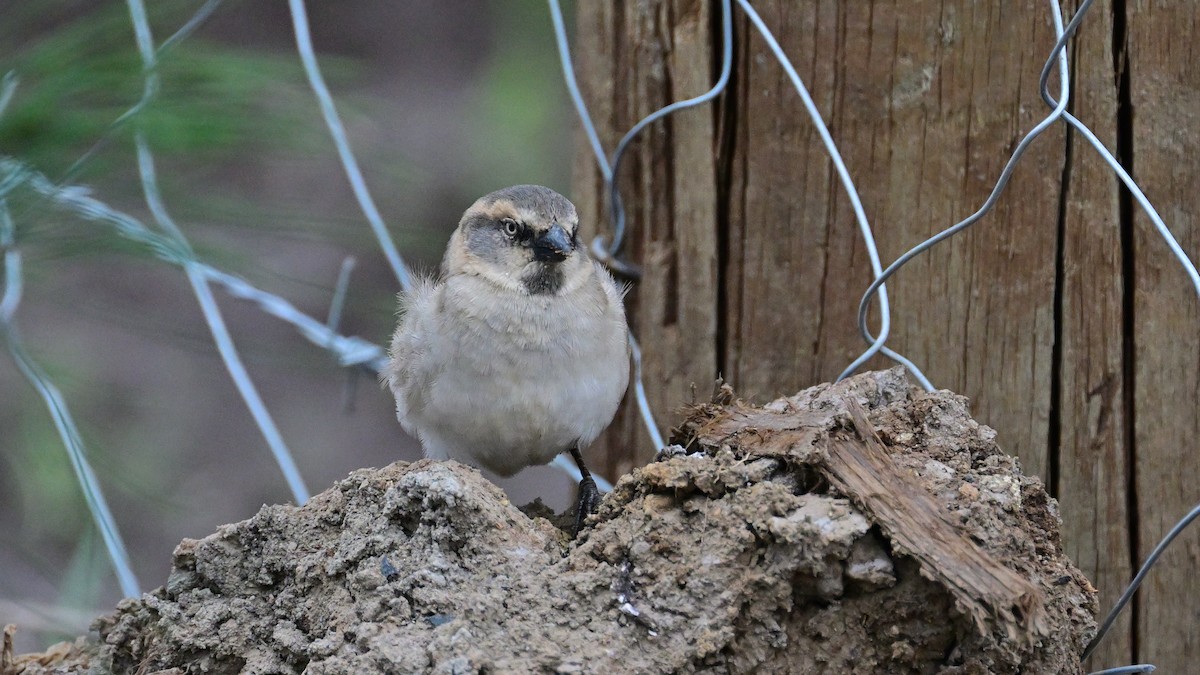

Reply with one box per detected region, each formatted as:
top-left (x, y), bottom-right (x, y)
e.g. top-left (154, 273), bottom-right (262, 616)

top-left (383, 277), bottom-right (442, 433)
top-left (593, 261), bottom-right (632, 351)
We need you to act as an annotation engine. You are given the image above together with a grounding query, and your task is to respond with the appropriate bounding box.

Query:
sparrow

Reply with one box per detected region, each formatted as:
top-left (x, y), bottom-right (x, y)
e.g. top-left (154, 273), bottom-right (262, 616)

top-left (383, 185), bottom-right (629, 532)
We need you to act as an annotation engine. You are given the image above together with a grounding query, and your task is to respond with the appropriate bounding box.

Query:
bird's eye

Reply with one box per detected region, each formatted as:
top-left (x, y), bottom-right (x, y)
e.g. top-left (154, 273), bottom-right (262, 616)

top-left (500, 218), bottom-right (520, 238)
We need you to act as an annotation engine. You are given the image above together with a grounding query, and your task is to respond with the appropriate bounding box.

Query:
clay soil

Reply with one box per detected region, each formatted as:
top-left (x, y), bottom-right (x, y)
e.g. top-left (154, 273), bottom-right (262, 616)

top-left (4, 369), bottom-right (1096, 674)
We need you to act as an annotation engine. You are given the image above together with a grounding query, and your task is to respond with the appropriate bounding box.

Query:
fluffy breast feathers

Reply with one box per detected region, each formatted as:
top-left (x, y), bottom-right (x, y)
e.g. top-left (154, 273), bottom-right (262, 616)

top-left (383, 261), bottom-right (629, 476)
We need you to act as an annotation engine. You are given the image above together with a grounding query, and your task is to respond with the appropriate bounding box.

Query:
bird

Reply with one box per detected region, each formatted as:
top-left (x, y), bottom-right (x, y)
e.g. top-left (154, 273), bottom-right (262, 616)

top-left (383, 185), bottom-right (630, 533)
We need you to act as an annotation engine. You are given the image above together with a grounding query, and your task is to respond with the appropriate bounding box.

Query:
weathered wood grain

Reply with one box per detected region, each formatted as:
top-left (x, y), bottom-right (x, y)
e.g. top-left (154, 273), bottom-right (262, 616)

top-left (685, 394), bottom-right (1048, 645)
top-left (1127, 1), bottom-right (1200, 669)
top-left (723, 2), bottom-right (1063, 485)
top-left (1057, 0), bottom-right (1133, 668)
top-left (574, 1), bottom-right (1200, 663)
top-left (574, 0), bottom-right (721, 478)
top-left (837, 400), bottom-right (1046, 642)
top-left (578, 1), bottom-right (1063, 509)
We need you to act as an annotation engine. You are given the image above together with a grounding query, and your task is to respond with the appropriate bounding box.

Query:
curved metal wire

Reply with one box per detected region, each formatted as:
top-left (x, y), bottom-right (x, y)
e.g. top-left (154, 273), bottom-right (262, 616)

top-left (1, 198), bottom-right (141, 598)
top-left (549, 0), bottom-right (739, 449)
top-left (593, 0), bottom-right (735, 278)
top-left (125, 0), bottom-right (311, 506)
top-left (733, 0), bottom-right (933, 390)
top-left (1087, 666), bottom-right (1156, 675)
top-left (840, 0), bottom-right (1089, 384)
top-left (1084, 504), bottom-right (1195, 658)
top-left (285, 0), bottom-right (414, 294)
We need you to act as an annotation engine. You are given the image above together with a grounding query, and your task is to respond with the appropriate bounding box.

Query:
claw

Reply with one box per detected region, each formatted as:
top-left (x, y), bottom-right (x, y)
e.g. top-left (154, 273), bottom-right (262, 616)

top-left (569, 445), bottom-right (602, 536)
top-left (573, 473), bottom-right (601, 536)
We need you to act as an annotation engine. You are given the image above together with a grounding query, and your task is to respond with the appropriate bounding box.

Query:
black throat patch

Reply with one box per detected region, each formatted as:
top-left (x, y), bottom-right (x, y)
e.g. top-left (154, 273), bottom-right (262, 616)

top-left (522, 263), bottom-right (564, 295)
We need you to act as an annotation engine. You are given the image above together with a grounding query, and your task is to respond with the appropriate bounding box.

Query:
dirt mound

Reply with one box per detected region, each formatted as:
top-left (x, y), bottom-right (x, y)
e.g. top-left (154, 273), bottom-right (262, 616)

top-left (5, 369), bottom-right (1095, 674)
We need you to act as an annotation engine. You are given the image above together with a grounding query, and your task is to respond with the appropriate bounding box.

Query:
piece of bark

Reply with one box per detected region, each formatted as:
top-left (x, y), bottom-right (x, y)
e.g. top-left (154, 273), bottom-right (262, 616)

top-left (829, 399), bottom-right (1047, 643)
top-left (682, 377), bottom-right (1051, 646)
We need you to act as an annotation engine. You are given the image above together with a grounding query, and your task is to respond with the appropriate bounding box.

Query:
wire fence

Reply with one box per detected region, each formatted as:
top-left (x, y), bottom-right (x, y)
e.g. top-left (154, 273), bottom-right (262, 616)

top-left (1, 0), bottom-right (1196, 672)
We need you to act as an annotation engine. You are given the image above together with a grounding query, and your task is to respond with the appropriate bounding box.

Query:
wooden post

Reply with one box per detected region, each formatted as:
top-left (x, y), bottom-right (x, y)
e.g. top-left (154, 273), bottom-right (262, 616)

top-left (1127, 1), bottom-right (1200, 668)
top-left (572, 2), bottom-right (1197, 669)
top-left (572, 0), bottom-right (721, 480)
top-left (1058, 1), bottom-right (1132, 668)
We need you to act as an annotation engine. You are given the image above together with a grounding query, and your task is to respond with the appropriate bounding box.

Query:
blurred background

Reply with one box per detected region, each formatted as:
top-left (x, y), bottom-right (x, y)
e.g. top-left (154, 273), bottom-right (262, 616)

top-left (0, 0), bottom-right (578, 651)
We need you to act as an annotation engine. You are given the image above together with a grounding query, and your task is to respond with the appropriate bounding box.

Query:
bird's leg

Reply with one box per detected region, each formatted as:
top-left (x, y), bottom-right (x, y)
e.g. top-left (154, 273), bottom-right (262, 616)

top-left (570, 445), bottom-right (601, 536)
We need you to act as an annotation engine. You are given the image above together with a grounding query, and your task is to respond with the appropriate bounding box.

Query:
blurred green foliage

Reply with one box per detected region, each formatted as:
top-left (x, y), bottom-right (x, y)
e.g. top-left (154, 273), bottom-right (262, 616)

top-left (0, 0), bottom-right (306, 179)
top-left (0, 2), bottom-right (576, 651)
top-left (466, 0), bottom-right (574, 198)
top-left (0, 0), bottom-right (331, 288)
top-left (0, 0), bottom-right (322, 618)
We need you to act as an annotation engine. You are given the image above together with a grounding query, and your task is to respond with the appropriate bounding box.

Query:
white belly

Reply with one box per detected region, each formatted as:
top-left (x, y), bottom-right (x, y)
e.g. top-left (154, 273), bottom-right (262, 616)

top-left (404, 276), bottom-right (629, 476)
top-left (419, 356), bottom-right (625, 475)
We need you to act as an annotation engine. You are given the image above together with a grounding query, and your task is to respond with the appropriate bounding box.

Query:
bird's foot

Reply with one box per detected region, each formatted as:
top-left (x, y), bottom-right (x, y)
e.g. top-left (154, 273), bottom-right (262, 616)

top-left (572, 473), bottom-right (601, 537)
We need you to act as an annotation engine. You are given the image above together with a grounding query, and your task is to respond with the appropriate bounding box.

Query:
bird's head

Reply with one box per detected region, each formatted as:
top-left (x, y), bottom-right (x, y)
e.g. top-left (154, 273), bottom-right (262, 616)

top-left (444, 185), bottom-right (589, 295)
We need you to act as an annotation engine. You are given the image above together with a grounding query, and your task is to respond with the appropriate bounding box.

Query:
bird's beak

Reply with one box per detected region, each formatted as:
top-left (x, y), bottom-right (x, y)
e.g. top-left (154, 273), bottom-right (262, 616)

top-left (532, 224), bottom-right (574, 262)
